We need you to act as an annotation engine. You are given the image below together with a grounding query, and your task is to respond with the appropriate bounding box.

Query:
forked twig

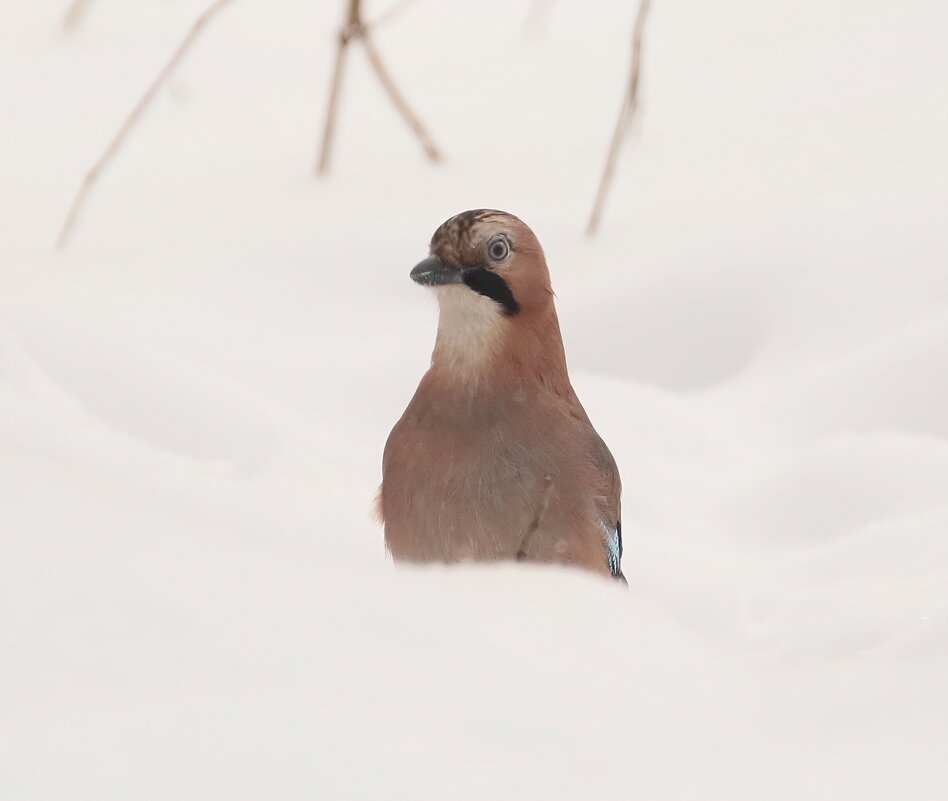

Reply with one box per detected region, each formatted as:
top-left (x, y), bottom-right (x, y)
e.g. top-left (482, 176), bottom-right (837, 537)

top-left (56, 0), bottom-right (237, 250)
top-left (586, 0), bottom-right (651, 236)
top-left (315, 0), bottom-right (441, 175)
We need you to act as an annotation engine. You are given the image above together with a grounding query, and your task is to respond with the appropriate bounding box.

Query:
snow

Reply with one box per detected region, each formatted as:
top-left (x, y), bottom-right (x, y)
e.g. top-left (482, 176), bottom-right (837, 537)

top-left (2, 0), bottom-right (947, 798)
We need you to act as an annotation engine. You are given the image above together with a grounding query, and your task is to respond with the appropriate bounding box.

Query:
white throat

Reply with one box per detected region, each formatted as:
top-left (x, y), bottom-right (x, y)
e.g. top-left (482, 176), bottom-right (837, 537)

top-left (431, 286), bottom-right (505, 378)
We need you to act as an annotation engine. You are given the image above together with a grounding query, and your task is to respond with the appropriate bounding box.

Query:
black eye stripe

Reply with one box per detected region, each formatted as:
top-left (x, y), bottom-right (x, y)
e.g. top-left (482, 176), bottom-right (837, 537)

top-left (462, 268), bottom-right (520, 316)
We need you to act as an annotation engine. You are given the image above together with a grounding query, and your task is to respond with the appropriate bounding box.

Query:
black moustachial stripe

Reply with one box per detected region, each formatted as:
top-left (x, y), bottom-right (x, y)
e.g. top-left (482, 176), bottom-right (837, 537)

top-left (462, 268), bottom-right (520, 316)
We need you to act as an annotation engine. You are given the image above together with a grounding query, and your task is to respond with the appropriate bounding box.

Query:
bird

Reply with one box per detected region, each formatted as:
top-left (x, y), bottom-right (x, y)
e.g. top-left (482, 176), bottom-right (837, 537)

top-left (379, 209), bottom-right (624, 582)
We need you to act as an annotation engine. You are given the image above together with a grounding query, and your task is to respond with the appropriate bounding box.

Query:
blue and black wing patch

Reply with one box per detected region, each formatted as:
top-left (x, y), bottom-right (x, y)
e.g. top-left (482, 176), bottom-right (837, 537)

top-left (599, 519), bottom-right (626, 584)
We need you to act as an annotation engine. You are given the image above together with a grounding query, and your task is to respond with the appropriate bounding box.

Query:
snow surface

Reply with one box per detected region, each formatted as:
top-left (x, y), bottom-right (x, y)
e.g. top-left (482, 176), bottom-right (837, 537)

top-left (2, 0), bottom-right (947, 798)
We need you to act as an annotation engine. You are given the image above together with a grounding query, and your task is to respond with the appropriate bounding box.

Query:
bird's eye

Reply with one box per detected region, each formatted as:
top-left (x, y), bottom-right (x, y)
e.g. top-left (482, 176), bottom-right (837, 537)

top-left (488, 236), bottom-right (510, 262)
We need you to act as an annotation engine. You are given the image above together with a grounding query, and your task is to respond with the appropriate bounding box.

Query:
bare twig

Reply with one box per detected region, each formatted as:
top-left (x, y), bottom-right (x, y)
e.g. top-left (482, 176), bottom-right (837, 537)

top-left (361, 31), bottom-right (441, 162)
top-left (315, 0), bottom-right (360, 175)
top-left (63, 0), bottom-right (96, 32)
top-left (315, 0), bottom-right (441, 176)
top-left (56, 0), bottom-right (237, 249)
top-left (315, 26), bottom-right (353, 175)
top-left (586, 0), bottom-right (651, 236)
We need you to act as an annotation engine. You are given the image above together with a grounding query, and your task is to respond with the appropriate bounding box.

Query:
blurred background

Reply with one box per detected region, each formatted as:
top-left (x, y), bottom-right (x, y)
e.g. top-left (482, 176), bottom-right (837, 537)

top-left (1, 1), bottom-right (946, 799)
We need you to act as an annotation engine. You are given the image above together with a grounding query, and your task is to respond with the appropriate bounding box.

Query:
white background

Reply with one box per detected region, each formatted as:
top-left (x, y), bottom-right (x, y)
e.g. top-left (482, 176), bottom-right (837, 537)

top-left (1, 0), bottom-right (946, 798)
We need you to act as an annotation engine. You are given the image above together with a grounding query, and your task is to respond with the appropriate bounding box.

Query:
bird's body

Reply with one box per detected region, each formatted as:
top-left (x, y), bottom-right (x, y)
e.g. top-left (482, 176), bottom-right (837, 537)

top-left (380, 210), bottom-right (624, 581)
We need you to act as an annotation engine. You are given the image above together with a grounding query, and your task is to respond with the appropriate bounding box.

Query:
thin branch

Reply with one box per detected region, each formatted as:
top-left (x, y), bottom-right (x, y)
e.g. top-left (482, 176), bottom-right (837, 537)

top-left (315, 0), bottom-right (441, 176)
top-left (586, 0), bottom-right (651, 236)
top-left (361, 30), bottom-right (442, 163)
top-left (315, 0), bottom-right (360, 176)
top-left (56, 0), bottom-right (237, 250)
top-left (63, 0), bottom-right (95, 32)
top-left (315, 29), bottom-right (353, 174)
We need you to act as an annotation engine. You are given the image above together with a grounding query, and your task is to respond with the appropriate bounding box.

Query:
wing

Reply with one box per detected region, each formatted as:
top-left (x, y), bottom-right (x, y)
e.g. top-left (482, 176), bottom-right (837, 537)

top-left (598, 518), bottom-right (625, 583)
top-left (590, 431), bottom-right (625, 583)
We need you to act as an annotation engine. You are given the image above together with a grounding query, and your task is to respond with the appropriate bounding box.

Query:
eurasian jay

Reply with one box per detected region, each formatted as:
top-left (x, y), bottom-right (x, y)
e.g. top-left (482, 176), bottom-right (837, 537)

top-left (380, 209), bottom-right (624, 582)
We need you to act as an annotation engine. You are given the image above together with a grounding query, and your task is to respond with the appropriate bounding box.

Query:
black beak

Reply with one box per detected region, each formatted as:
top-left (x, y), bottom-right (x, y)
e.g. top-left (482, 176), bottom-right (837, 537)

top-left (410, 255), bottom-right (463, 287)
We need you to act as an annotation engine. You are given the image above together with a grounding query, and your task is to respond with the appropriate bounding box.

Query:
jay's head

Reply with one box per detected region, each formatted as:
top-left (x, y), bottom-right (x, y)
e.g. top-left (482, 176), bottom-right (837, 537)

top-left (410, 209), bottom-right (553, 319)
